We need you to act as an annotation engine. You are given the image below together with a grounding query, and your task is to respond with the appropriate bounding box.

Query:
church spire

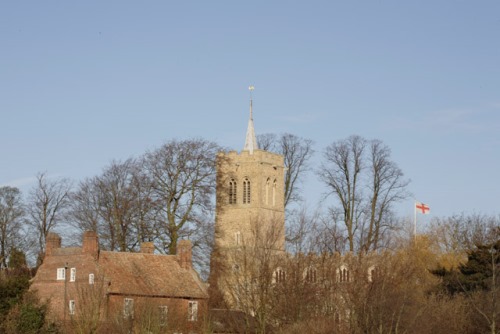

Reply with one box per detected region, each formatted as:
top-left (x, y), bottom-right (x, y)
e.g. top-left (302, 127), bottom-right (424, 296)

top-left (243, 85), bottom-right (258, 154)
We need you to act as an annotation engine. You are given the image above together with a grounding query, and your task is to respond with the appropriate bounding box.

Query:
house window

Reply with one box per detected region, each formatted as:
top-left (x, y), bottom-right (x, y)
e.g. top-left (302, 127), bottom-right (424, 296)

top-left (89, 273), bottom-right (95, 285)
top-left (70, 268), bottom-right (76, 282)
top-left (188, 301), bottom-right (198, 321)
top-left (229, 179), bottom-right (237, 204)
top-left (235, 231), bottom-right (241, 246)
top-left (69, 300), bottom-right (75, 315)
top-left (243, 178), bottom-right (251, 204)
top-left (124, 298), bottom-right (134, 318)
top-left (305, 267), bottom-right (317, 283)
top-left (57, 268), bottom-right (65, 280)
top-left (159, 306), bottom-right (168, 326)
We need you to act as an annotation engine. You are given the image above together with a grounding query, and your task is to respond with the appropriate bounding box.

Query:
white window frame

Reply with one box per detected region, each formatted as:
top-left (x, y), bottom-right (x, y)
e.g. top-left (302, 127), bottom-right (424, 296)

top-left (234, 231), bottom-right (241, 246)
top-left (70, 268), bottom-right (76, 282)
top-left (124, 298), bottom-right (134, 318)
top-left (57, 268), bottom-right (65, 280)
top-left (69, 300), bottom-right (75, 315)
top-left (159, 305), bottom-right (168, 326)
top-left (89, 273), bottom-right (95, 285)
top-left (188, 301), bottom-right (198, 322)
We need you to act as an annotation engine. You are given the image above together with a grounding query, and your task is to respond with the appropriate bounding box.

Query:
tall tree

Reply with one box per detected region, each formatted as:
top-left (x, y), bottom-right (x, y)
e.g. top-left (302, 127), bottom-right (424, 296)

top-left (318, 135), bottom-right (409, 253)
top-left (26, 172), bottom-right (72, 259)
top-left (143, 138), bottom-right (221, 255)
top-left (69, 159), bottom-right (155, 252)
top-left (0, 187), bottom-right (24, 269)
top-left (257, 133), bottom-right (314, 208)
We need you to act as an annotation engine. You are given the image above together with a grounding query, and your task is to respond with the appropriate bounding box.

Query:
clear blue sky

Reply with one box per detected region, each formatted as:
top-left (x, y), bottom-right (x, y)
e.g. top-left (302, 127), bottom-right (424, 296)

top-left (1, 1), bottom-right (499, 222)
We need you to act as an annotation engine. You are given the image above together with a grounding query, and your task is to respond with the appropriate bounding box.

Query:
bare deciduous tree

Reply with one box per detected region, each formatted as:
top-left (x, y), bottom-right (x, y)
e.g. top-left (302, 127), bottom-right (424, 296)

top-left (318, 135), bottom-right (409, 253)
top-left (0, 186), bottom-right (25, 269)
top-left (257, 133), bottom-right (314, 208)
top-left (69, 159), bottom-right (156, 252)
top-left (26, 172), bottom-right (72, 260)
top-left (92, 159), bottom-right (148, 251)
top-left (143, 138), bottom-right (221, 255)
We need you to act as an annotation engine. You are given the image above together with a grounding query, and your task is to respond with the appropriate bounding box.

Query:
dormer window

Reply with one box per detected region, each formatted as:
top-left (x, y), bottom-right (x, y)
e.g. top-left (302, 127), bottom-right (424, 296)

top-left (243, 178), bottom-right (251, 204)
top-left (229, 179), bottom-right (237, 204)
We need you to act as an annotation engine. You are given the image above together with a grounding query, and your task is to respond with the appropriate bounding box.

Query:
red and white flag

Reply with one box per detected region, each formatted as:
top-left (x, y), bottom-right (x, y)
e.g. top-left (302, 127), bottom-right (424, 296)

top-left (415, 202), bottom-right (430, 214)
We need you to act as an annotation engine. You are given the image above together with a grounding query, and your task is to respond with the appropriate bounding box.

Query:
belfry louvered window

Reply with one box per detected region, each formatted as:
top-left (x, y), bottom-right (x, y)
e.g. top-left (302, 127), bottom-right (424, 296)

top-left (243, 178), bottom-right (251, 204)
top-left (229, 179), bottom-right (237, 204)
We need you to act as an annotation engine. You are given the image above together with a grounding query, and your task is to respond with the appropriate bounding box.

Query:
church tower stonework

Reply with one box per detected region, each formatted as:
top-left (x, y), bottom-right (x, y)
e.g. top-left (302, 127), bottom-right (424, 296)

top-left (211, 91), bottom-right (285, 308)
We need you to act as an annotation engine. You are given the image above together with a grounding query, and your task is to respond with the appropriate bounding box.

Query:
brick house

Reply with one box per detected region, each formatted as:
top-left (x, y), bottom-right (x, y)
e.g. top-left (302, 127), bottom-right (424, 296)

top-left (30, 231), bottom-right (208, 332)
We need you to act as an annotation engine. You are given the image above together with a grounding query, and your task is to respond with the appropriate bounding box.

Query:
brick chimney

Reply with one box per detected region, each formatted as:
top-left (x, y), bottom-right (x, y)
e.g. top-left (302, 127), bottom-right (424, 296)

top-left (45, 233), bottom-right (61, 257)
top-left (82, 231), bottom-right (99, 259)
top-left (177, 240), bottom-right (192, 270)
top-left (140, 242), bottom-right (155, 254)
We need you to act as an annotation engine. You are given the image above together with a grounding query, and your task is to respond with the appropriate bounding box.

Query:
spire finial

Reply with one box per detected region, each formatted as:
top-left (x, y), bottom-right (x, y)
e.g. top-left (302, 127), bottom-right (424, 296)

top-left (244, 85), bottom-right (258, 154)
top-left (249, 85), bottom-right (254, 120)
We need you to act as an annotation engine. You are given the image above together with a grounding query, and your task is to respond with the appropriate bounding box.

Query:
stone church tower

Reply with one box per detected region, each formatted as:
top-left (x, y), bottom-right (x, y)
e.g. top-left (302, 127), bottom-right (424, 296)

top-left (210, 92), bottom-right (285, 307)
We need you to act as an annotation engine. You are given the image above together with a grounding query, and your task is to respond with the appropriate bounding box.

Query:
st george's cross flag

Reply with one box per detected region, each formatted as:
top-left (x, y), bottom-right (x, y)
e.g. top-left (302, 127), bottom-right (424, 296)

top-left (415, 202), bottom-right (430, 214)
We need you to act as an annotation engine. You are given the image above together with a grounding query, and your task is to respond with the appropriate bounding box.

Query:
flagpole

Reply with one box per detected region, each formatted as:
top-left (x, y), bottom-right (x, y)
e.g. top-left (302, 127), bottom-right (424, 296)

top-left (414, 200), bottom-right (417, 242)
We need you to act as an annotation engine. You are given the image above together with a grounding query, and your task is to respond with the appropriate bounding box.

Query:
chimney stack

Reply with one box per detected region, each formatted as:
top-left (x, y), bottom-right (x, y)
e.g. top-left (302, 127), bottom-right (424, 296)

top-left (45, 233), bottom-right (61, 257)
top-left (140, 242), bottom-right (155, 254)
top-left (82, 231), bottom-right (99, 259)
top-left (177, 240), bottom-right (192, 270)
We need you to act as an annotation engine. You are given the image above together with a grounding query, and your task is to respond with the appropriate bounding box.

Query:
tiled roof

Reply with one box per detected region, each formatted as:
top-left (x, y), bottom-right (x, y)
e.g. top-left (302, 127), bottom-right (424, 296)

top-left (51, 247), bottom-right (82, 256)
top-left (99, 251), bottom-right (208, 299)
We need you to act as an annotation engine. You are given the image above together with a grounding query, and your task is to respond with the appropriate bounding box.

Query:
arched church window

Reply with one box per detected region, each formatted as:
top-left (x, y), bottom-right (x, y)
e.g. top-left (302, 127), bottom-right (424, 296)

top-left (229, 179), bottom-right (237, 204)
top-left (272, 179), bottom-right (277, 206)
top-left (368, 265), bottom-right (377, 282)
top-left (273, 267), bottom-right (286, 284)
top-left (304, 266), bottom-right (317, 283)
top-left (243, 178), bottom-right (251, 204)
top-left (265, 178), bottom-right (270, 205)
top-left (336, 265), bottom-right (350, 283)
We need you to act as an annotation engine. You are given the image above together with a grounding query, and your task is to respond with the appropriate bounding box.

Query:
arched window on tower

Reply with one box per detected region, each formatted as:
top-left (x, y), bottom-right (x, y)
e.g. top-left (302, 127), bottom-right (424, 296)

top-left (304, 266), bottom-right (317, 283)
top-left (368, 265), bottom-right (377, 282)
top-left (243, 178), bottom-right (251, 204)
top-left (337, 265), bottom-right (350, 283)
top-left (229, 179), bottom-right (237, 204)
top-left (273, 267), bottom-right (286, 284)
top-left (272, 179), bottom-right (277, 206)
top-left (265, 178), bottom-right (270, 205)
